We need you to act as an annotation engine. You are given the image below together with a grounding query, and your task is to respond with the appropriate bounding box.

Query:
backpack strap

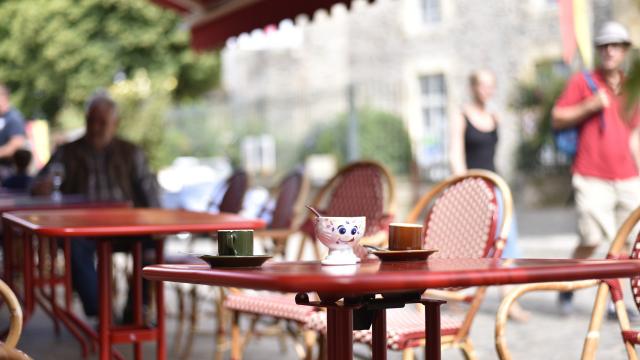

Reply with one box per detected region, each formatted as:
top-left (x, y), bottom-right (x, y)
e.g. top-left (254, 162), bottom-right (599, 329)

top-left (582, 71), bottom-right (606, 131)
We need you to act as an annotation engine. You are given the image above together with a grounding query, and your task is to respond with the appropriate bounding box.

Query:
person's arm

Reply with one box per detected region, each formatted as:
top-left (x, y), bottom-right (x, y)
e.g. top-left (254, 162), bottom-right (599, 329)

top-left (131, 148), bottom-right (160, 208)
top-left (30, 149), bottom-right (63, 195)
top-left (552, 90), bottom-right (609, 130)
top-left (449, 110), bottom-right (467, 176)
top-left (0, 135), bottom-right (24, 158)
top-left (0, 110), bottom-right (26, 158)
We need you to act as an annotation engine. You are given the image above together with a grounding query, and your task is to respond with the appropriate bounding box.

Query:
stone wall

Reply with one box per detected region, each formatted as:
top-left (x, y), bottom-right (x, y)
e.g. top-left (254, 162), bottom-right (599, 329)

top-left (220, 0), bottom-right (627, 180)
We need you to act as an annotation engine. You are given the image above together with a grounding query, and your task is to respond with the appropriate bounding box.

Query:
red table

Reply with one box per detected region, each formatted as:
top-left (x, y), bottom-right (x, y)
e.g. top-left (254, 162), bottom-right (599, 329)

top-left (1, 196), bottom-right (130, 320)
top-left (3, 208), bottom-right (266, 360)
top-left (143, 258), bottom-right (640, 360)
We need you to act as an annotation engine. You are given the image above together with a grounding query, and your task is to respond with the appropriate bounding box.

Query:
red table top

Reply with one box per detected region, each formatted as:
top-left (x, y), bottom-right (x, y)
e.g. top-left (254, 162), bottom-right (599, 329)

top-left (143, 258), bottom-right (640, 296)
top-left (0, 195), bottom-right (130, 213)
top-left (3, 208), bottom-right (266, 237)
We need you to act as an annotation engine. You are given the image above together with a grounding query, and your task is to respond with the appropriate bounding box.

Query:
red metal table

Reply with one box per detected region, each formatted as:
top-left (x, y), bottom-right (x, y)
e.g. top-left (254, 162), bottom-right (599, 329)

top-left (0, 196), bottom-right (130, 321)
top-left (143, 258), bottom-right (640, 360)
top-left (3, 208), bottom-right (266, 360)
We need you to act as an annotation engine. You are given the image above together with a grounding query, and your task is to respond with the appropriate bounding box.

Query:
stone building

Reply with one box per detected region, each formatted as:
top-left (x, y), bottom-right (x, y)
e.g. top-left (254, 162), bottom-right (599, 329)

top-left (220, 0), bottom-right (639, 180)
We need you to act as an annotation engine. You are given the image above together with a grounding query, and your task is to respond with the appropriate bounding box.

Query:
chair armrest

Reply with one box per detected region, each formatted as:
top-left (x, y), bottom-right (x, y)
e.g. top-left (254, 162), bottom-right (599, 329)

top-left (0, 280), bottom-right (22, 349)
top-left (423, 289), bottom-right (473, 303)
top-left (495, 280), bottom-right (599, 360)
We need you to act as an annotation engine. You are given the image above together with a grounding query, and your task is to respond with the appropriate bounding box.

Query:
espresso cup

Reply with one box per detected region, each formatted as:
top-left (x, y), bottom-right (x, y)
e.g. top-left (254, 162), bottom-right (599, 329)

top-left (218, 230), bottom-right (254, 256)
top-left (388, 223), bottom-right (423, 250)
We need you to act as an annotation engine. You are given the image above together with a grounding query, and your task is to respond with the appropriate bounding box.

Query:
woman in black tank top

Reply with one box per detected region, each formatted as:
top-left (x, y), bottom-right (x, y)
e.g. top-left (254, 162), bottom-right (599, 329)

top-left (449, 70), bottom-right (499, 175)
top-left (449, 69), bottom-right (529, 321)
top-left (464, 113), bottom-right (498, 171)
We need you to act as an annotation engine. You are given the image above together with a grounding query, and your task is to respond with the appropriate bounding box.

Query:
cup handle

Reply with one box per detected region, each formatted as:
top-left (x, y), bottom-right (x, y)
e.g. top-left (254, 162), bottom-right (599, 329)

top-left (230, 233), bottom-right (238, 256)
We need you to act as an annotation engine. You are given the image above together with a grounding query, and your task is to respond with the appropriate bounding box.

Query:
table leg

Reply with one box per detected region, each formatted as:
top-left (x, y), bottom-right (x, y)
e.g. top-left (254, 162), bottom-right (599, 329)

top-left (3, 222), bottom-right (13, 290)
top-left (155, 241), bottom-right (166, 360)
top-left (22, 230), bottom-right (34, 320)
top-left (37, 236), bottom-right (45, 284)
top-left (371, 309), bottom-right (387, 360)
top-left (132, 241), bottom-right (143, 360)
top-left (47, 237), bottom-right (61, 335)
top-left (422, 299), bottom-right (445, 360)
top-left (326, 306), bottom-right (353, 360)
top-left (63, 238), bottom-right (72, 310)
top-left (98, 240), bottom-right (113, 360)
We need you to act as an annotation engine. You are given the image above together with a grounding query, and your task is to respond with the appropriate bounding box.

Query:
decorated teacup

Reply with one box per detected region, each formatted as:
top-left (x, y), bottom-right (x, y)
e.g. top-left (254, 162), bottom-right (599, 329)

top-left (314, 216), bottom-right (366, 265)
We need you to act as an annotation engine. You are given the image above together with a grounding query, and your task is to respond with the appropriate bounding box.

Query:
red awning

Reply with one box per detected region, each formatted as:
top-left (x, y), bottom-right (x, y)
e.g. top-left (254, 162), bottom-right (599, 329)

top-left (153, 0), bottom-right (373, 51)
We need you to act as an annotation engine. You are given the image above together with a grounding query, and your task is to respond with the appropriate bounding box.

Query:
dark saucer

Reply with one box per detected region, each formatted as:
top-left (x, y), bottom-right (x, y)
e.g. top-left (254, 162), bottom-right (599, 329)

top-left (198, 255), bottom-right (273, 268)
top-left (371, 249), bottom-right (438, 262)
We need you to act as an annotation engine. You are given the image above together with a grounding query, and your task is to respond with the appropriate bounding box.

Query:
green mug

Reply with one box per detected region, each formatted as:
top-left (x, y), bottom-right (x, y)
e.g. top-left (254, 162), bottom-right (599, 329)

top-left (218, 230), bottom-right (254, 256)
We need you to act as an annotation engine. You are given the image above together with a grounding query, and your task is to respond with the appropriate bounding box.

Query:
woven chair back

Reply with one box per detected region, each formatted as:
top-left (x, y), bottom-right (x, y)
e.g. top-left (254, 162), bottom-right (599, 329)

top-left (630, 233), bottom-right (640, 313)
top-left (318, 162), bottom-right (393, 237)
top-left (218, 170), bottom-right (248, 214)
top-left (424, 177), bottom-right (498, 259)
top-left (268, 168), bottom-right (306, 230)
top-left (406, 170), bottom-right (510, 260)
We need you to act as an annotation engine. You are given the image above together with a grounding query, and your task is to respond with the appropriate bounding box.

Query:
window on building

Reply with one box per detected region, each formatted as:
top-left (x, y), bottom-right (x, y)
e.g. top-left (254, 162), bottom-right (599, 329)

top-left (417, 73), bottom-right (448, 179)
top-left (420, 0), bottom-right (441, 24)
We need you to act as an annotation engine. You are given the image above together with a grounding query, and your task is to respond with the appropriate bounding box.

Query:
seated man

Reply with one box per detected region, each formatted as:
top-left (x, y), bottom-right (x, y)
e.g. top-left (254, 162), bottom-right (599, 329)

top-left (32, 93), bottom-right (159, 318)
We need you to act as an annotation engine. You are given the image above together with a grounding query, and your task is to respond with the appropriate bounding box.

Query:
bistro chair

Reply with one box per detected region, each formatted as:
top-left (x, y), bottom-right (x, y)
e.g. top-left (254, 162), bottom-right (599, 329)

top-left (210, 169), bottom-right (249, 214)
top-left (610, 229), bottom-right (640, 360)
top-left (254, 166), bottom-right (310, 257)
top-left (171, 169), bottom-right (249, 359)
top-left (303, 169), bottom-right (512, 359)
top-left (0, 279), bottom-right (31, 359)
top-left (223, 160), bottom-right (396, 359)
top-left (495, 206), bottom-right (640, 360)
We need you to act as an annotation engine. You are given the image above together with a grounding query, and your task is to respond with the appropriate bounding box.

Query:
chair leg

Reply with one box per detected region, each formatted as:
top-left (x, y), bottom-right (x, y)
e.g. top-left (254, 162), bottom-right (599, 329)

top-left (296, 236), bottom-right (308, 261)
top-left (172, 286), bottom-right (186, 357)
top-left (231, 311), bottom-right (243, 360)
top-left (580, 283), bottom-right (609, 360)
top-left (312, 240), bottom-right (322, 261)
top-left (180, 286), bottom-right (199, 359)
top-left (303, 330), bottom-right (317, 360)
top-left (459, 338), bottom-right (477, 360)
top-left (278, 327), bottom-right (289, 354)
top-left (215, 287), bottom-right (229, 360)
top-left (401, 348), bottom-right (414, 360)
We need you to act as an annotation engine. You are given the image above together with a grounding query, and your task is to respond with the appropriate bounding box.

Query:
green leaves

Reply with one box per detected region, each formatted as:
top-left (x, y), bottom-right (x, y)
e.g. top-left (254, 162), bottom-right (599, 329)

top-left (302, 108), bottom-right (413, 174)
top-left (0, 0), bottom-right (219, 121)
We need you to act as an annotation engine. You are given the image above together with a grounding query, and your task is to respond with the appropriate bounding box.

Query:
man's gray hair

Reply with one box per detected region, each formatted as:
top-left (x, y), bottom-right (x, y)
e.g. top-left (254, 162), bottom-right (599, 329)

top-left (85, 90), bottom-right (117, 116)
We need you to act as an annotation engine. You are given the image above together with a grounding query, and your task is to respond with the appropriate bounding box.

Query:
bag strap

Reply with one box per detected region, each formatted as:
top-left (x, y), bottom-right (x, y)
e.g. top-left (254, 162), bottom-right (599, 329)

top-left (582, 71), bottom-right (606, 131)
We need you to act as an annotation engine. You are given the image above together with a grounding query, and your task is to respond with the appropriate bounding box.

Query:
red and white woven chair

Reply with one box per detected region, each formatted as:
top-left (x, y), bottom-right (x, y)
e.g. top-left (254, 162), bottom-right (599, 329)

top-left (304, 169), bottom-right (512, 359)
top-left (606, 232), bottom-right (640, 360)
top-left (224, 161), bottom-right (396, 359)
top-left (170, 169), bottom-right (249, 359)
top-left (254, 167), bottom-right (309, 258)
top-left (495, 206), bottom-right (640, 360)
top-left (0, 279), bottom-right (31, 359)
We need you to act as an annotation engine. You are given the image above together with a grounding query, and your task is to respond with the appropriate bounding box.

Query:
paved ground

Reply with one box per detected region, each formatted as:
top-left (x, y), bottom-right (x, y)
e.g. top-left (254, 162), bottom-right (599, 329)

top-left (9, 206), bottom-right (640, 359)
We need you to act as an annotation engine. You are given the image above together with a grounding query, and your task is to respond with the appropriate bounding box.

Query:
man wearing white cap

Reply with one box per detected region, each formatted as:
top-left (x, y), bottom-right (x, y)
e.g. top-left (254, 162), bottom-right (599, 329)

top-left (553, 21), bottom-right (640, 315)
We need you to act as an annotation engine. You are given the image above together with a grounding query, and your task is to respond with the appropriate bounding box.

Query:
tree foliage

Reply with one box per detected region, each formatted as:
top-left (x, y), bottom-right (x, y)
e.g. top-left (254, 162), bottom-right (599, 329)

top-left (0, 0), bottom-right (219, 121)
top-left (512, 65), bottom-right (568, 174)
top-left (302, 108), bottom-right (413, 174)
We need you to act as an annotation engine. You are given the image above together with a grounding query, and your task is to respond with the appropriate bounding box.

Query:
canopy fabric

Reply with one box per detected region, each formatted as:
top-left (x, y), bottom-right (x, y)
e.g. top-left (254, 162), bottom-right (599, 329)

top-left (153, 0), bottom-right (373, 50)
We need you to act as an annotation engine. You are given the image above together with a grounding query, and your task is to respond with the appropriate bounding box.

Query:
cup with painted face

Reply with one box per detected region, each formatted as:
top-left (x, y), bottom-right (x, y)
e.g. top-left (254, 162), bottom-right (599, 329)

top-left (388, 223), bottom-right (423, 251)
top-left (217, 230), bottom-right (254, 256)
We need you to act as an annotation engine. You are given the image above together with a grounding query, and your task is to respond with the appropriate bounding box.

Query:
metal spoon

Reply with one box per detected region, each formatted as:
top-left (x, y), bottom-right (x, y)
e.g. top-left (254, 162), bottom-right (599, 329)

top-left (305, 205), bottom-right (322, 217)
top-left (362, 244), bottom-right (384, 252)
